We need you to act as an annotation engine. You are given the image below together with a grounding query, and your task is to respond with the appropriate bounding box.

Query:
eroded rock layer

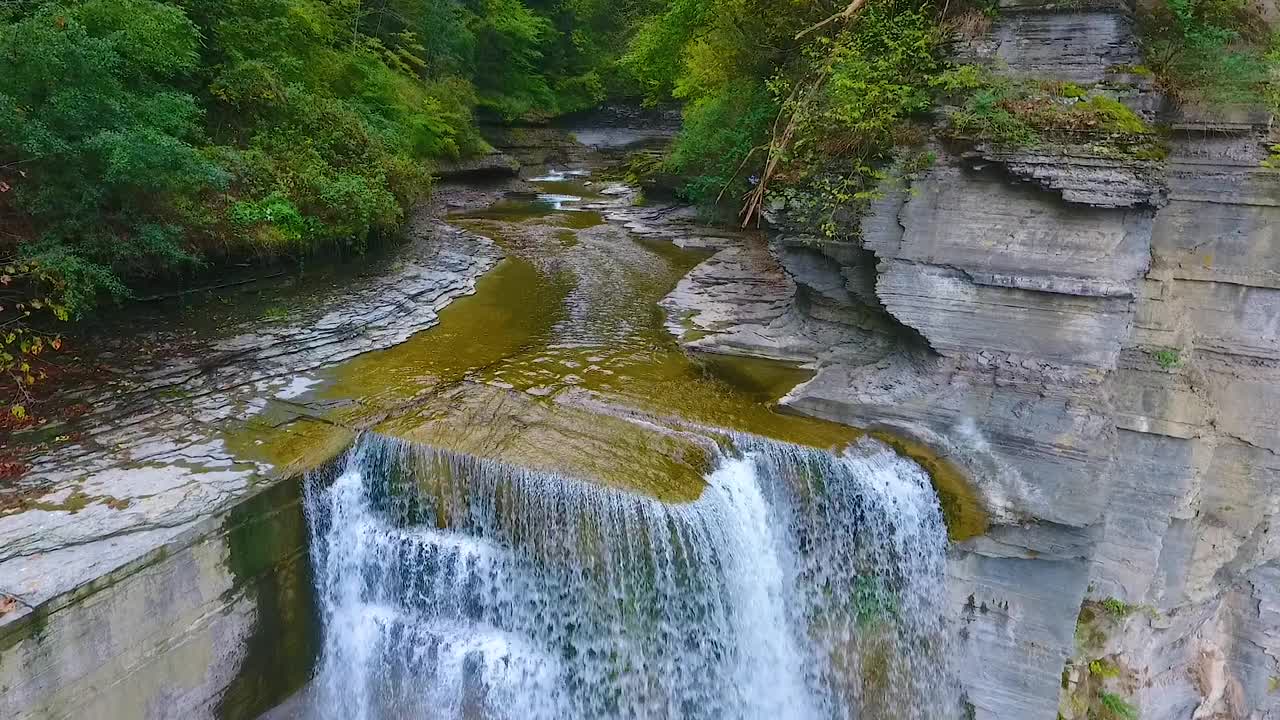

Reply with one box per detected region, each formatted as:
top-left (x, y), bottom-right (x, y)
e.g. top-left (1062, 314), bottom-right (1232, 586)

top-left (664, 1), bottom-right (1279, 716)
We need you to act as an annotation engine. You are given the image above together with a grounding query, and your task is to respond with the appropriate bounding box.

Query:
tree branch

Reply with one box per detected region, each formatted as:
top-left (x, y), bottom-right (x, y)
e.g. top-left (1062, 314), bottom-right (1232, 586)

top-left (794, 0), bottom-right (870, 40)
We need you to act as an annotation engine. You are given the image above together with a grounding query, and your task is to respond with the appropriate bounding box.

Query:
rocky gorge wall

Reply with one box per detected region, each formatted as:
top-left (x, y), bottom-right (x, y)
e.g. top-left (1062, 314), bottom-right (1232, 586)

top-left (819, 12), bottom-right (1280, 720)
top-left (662, 1), bottom-right (1280, 717)
top-left (0, 479), bottom-right (317, 720)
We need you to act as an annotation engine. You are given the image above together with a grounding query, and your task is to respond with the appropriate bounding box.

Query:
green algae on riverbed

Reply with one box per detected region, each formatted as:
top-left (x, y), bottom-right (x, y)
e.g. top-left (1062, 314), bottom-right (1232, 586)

top-left (213, 188), bottom-right (981, 536)
top-left (377, 383), bottom-right (715, 503)
top-left (315, 204), bottom-right (861, 463)
top-left (552, 209), bottom-right (606, 229)
top-left (224, 418), bottom-right (356, 481)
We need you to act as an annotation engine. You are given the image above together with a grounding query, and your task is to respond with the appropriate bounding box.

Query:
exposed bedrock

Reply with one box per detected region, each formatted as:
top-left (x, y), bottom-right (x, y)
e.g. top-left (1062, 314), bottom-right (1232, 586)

top-left (955, 0), bottom-right (1143, 85)
top-left (761, 149), bottom-right (1278, 718)
top-left (663, 2), bottom-right (1279, 716)
top-left (0, 479), bottom-right (318, 720)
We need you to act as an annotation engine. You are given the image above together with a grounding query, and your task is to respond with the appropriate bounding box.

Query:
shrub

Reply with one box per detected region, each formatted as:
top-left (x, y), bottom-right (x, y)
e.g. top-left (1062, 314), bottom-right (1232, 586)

top-left (1100, 692), bottom-right (1140, 720)
top-left (666, 79), bottom-right (777, 207)
top-left (1139, 0), bottom-right (1276, 107)
top-left (1101, 597), bottom-right (1138, 617)
top-left (0, 258), bottom-right (70, 415)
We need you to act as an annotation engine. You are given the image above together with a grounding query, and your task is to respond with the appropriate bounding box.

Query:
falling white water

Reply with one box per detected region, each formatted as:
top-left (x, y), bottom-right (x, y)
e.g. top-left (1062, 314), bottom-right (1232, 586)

top-left (530, 168), bottom-right (592, 182)
top-left (302, 433), bottom-right (959, 720)
top-left (533, 193), bottom-right (583, 210)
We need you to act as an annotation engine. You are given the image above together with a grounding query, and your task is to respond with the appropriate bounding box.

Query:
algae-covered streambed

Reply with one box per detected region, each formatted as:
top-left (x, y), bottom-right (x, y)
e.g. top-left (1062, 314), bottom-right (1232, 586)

top-left (249, 166), bottom-right (961, 720)
top-left (275, 170), bottom-right (862, 499)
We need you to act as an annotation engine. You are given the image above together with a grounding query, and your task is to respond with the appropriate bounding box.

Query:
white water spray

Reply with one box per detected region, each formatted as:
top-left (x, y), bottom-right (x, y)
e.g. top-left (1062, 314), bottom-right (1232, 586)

top-left (302, 433), bottom-right (958, 719)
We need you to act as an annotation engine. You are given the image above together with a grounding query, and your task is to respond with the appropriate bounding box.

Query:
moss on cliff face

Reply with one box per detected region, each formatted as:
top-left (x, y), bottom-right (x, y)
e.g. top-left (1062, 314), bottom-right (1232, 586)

top-left (1059, 600), bottom-right (1145, 720)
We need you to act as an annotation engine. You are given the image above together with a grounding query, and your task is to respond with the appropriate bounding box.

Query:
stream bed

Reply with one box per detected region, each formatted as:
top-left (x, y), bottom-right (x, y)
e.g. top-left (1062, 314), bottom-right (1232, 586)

top-left (255, 162), bottom-right (961, 719)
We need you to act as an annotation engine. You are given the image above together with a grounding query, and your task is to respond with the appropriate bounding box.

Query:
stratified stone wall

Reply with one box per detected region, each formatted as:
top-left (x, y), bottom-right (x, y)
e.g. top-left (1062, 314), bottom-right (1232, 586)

top-left (0, 480), bottom-right (317, 720)
top-left (662, 0), bottom-right (1280, 716)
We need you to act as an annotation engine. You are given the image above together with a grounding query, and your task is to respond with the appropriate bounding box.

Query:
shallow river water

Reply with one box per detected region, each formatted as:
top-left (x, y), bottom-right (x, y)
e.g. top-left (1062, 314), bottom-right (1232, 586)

top-left (264, 165), bottom-right (960, 719)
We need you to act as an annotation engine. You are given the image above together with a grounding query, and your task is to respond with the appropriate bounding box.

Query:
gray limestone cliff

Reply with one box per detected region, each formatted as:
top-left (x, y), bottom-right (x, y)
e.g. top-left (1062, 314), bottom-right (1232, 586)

top-left (662, 1), bottom-right (1280, 717)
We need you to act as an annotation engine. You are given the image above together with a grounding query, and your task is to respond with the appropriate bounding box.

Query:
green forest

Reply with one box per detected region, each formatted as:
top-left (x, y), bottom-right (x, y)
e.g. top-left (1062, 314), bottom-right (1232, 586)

top-left (0, 0), bottom-right (1276, 410)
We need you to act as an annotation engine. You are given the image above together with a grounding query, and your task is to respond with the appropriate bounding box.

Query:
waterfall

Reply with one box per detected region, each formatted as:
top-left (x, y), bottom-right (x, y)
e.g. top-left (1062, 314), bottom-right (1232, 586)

top-left (302, 433), bottom-right (957, 719)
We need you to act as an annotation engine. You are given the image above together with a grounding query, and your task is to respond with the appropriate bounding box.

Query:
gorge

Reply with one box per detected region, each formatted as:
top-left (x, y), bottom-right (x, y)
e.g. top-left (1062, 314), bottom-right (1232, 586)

top-left (1, 0), bottom-right (1278, 718)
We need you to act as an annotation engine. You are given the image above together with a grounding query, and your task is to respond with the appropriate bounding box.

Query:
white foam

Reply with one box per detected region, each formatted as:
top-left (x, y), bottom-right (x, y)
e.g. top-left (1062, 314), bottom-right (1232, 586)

top-left (303, 433), bottom-right (958, 719)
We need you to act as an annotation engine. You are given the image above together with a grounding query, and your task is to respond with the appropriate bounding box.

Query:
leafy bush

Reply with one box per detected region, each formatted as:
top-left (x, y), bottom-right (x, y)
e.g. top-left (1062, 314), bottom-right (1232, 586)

top-left (666, 79), bottom-right (777, 207)
top-left (1154, 349), bottom-right (1182, 369)
top-left (947, 91), bottom-right (1041, 146)
top-left (0, 0), bottom-right (223, 301)
top-left (1100, 691), bottom-right (1140, 720)
top-left (1101, 597), bottom-right (1138, 617)
top-left (1139, 0), bottom-right (1277, 107)
top-left (0, 258), bottom-right (70, 417)
top-left (810, 5), bottom-right (942, 156)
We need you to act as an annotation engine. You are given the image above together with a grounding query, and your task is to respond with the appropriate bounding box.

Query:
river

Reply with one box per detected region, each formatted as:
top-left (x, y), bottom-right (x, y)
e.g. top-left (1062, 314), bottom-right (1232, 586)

top-left (261, 160), bottom-right (961, 719)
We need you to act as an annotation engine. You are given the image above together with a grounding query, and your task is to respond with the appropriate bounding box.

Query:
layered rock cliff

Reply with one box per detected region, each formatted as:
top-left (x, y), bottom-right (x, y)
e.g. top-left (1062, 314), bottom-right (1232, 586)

top-left (664, 1), bottom-right (1280, 716)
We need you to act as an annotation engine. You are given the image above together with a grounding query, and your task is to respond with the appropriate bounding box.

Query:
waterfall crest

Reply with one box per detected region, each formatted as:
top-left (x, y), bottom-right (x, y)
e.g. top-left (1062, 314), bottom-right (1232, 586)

top-left (303, 432), bottom-right (957, 719)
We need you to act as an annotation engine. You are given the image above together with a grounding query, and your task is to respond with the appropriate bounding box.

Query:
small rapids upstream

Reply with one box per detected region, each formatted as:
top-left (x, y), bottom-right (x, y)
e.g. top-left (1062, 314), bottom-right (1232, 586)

top-left (301, 432), bottom-right (958, 719)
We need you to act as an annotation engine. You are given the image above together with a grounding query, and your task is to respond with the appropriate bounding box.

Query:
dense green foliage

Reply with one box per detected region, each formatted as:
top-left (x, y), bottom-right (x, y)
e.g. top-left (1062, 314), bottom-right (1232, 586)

top-left (0, 0), bottom-right (640, 307)
top-left (623, 0), bottom-right (947, 228)
top-left (0, 0), bottom-right (654, 402)
top-left (1139, 0), bottom-right (1278, 106)
top-left (0, 0), bottom-right (656, 292)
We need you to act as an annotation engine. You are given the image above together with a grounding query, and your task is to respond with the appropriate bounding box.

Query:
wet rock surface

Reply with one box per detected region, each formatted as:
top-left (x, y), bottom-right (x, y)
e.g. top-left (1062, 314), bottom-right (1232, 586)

top-left (0, 174), bottom-right (528, 719)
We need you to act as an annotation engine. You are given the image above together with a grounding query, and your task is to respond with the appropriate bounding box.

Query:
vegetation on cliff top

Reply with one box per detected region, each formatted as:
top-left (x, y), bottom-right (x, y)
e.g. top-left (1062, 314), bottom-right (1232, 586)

top-left (1139, 0), bottom-right (1278, 108)
top-left (628, 0), bottom-right (1276, 237)
top-left (623, 0), bottom-right (950, 232)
